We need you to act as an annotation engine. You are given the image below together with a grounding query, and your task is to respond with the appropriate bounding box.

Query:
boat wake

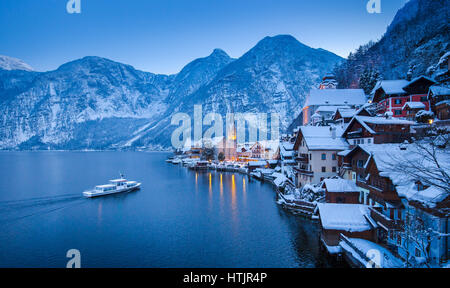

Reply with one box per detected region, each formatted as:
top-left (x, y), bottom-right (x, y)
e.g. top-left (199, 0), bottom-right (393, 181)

top-left (0, 194), bottom-right (85, 225)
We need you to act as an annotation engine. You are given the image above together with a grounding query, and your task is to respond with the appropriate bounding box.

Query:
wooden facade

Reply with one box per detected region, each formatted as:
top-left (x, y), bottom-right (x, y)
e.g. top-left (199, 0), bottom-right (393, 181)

top-left (372, 76), bottom-right (436, 117)
top-left (343, 118), bottom-right (412, 148)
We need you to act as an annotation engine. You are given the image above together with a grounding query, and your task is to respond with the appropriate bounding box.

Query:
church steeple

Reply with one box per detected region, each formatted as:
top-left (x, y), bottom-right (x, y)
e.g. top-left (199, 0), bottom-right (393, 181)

top-left (319, 73), bottom-right (338, 89)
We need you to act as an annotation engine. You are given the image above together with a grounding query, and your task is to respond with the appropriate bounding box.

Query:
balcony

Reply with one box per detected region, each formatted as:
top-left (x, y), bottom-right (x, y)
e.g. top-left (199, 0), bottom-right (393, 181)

top-left (296, 154), bottom-right (309, 164)
top-left (369, 207), bottom-right (401, 231)
top-left (294, 167), bottom-right (314, 176)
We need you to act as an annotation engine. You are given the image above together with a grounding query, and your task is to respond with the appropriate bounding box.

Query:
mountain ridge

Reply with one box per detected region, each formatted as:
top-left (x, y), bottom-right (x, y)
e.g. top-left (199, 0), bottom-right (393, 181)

top-left (0, 35), bottom-right (344, 150)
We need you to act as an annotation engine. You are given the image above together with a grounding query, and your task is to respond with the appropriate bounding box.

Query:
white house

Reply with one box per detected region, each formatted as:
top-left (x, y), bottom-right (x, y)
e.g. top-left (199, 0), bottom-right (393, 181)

top-left (293, 126), bottom-right (349, 187)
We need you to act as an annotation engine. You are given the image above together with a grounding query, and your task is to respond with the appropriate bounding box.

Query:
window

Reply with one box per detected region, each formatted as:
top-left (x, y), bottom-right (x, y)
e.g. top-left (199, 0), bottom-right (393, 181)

top-left (332, 167), bottom-right (337, 173)
top-left (322, 167), bottom-right (326, 173)
top-left (394, 110), bottom-right (402, 115)
top-left (332, 154), bottom-right (336, 160)
top-left (357, 160), bottom-right (364, 168)
top-left (357, 139), bottom-right (361, 144)
top-left (415, 248), bottom-right (421, 257)
top-left (395, 99), bottom-right (402, 105)
top-left (321, 153), bottom-right (326, 160)
top-left (310, 154), bottom-right (312, 160)
top-left (420, 96), bottom-right (427, 102)
top-left (368, 139), bottom-right (372, 144)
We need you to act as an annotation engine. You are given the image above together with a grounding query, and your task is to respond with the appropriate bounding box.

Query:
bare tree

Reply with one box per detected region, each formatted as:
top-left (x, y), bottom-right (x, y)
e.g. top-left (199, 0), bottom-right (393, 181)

top-left (385, 134), bottom-right (450, 267)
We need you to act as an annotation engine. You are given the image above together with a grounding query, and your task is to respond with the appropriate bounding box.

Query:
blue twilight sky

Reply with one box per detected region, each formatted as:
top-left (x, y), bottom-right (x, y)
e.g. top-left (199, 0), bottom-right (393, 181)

top-left (0, 0), bottom-right (409, 74)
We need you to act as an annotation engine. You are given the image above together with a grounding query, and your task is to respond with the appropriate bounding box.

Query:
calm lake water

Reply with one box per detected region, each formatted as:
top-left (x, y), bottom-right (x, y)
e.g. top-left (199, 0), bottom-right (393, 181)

top-left (0, 151), bottom-right (329, 268)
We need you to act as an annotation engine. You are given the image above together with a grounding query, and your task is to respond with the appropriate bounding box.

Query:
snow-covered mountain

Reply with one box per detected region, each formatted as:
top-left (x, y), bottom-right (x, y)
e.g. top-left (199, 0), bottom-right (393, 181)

top-left (334, 0), bottom-right (449, 88)
top-left (0, 55), bottom-right (34, 72)
top-left (0, 35), bottom-right (342, 150)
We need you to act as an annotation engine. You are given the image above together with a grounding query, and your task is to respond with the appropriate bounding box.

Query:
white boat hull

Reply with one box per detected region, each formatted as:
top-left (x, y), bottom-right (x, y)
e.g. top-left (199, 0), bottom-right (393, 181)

top-left (83, 183), bottom-right (141, 198)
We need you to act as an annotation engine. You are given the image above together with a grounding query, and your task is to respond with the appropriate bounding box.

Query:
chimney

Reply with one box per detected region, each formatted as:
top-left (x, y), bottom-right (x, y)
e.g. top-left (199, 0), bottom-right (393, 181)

top-left (406, 68), bottom-right (413, 82)
top-left (330, 126), bottom-right (337, 139)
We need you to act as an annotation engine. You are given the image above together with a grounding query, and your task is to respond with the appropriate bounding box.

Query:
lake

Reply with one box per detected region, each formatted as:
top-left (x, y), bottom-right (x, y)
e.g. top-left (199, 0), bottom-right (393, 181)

top-left (0, 151), bottom-right (330, 268)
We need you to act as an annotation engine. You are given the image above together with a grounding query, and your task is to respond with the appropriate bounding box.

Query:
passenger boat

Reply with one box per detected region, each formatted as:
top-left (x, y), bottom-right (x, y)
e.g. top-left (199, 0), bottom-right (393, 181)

top-left (83, 175), bottom-right (141, 198)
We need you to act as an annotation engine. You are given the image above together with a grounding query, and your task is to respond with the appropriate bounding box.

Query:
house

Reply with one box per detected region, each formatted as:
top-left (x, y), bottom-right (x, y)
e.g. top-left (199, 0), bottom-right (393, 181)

top-left (332, 108), bottom-right (357, 124)
top-left (314, 105), bottom-right (351, 124)
top-left (369, 145), bottom-right (450, 267)
top-left (293, 126), bottom-right (349, 187)
top-left (402, 102), bottom-right (427, 120)
top-left (338, 144), bottom-right (409, 205)
top-left (301, 89), bottom-right (367, 125)
top-left (250, 142), bottom-right (264, 159)
top-left (435, 101), bottom-right (450, 121)
top-left (236, 144), bottom-right (252, 161)
top-left (428, 86), bottom-right (450, 120)
top-left (317, 203), bottom-right (378, 254)
top-left (342, 115), bottom-right (414, 147)
top-left (371, 76), bottom-right (436, 117)
top-left (322, 178), bottom-right (361, 204)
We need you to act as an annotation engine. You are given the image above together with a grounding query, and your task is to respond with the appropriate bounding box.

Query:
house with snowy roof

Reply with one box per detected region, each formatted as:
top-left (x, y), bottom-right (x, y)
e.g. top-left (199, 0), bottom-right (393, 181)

top-left (332, 106), bottom-right (373, 125)
top-left (342, 115), bottom-right (414, 147)
top-left (428, 86), bottom-right (450, 120)
top-left (360, 143), bottom-right (450, 266)
top-left (317, 203), bottom-right (378, 254)
top-left (301, 89), bottom-right (367, 125)
top-left (322, 178), bottom-right (361, 204)
top-left (293, 126), bottom-right (349, 187)
top-left (371, 76), bottom-right (436, 118)
top-left (402, 102), bottom-right (427, 120)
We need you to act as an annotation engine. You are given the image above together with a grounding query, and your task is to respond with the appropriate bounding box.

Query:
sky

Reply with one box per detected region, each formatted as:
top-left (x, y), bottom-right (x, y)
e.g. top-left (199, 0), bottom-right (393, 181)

top-left (0, 0), bottom-right (409, 74)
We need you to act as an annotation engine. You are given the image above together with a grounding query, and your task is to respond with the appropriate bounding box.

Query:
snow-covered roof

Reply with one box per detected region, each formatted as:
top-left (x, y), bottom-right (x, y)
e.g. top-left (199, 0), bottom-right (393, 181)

top-left (405, 76), bottom-right (436, 89)
top-left (366, 143), bottom-right (450, 209)
top-left (436, 100), bottom-right (450, 106)
top-left (340, 236), bottom-right (404, 268)
top-left (345, 116), bottom-right (415, 135)
top-left (300, 126), bottom-right (349, 151)
top-left (317, 203), bottom-right (376, 232)
top-left (372, 76), bottom-right (437, 95)
top-left (273, 173), bottom-right (288, 187)
top-left (322, 179), bottom-right (360, 193)
top-left (402, 102), bottom-right (426, 110)
top-left (371, 80), bottom-right (410, 95)
top-left (248, 161), bottom-right (268, 167)
top-left (429, 86), bottom-right (450, 96)
top-left (337, 149), bottom-right (352, 157)
top-left (316, 105), bottom-right (350, 113)
top-left (304, 89), bottom-right (366, 107)
top-left (357, 116), bottom-right (415, 125)
top-left (281, 142), bottom-right (294, 151)
top-left (336, 108), bottom-right (357, 118)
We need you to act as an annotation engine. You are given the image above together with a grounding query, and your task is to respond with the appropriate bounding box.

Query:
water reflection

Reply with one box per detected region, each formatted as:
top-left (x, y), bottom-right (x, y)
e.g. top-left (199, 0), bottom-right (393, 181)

top-left (242, 177), bottom-right (247, 206)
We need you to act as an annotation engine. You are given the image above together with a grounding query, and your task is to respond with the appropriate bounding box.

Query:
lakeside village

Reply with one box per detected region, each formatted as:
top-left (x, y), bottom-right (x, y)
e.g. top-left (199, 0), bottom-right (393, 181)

top-left (167, 56), bottom-right (450, 268)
